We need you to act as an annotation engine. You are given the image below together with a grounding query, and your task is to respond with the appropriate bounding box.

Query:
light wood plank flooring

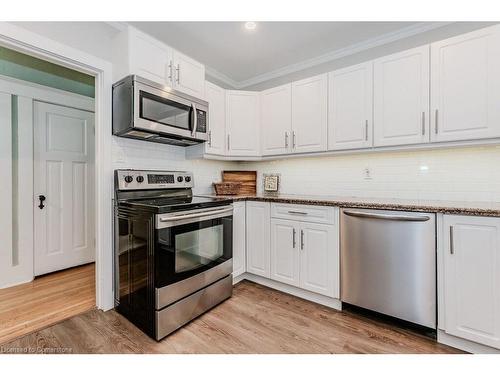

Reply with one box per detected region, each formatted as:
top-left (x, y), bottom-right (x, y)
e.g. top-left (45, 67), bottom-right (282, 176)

top-left (1, 280), bottom-right (462, 354)
top-left (0, 263), bottom-right (95, 345)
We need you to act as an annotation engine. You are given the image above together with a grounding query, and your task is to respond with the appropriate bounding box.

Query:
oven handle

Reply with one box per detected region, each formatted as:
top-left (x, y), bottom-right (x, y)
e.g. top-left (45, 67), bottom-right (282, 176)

top-left (159, 206), bottom-right (233, 223)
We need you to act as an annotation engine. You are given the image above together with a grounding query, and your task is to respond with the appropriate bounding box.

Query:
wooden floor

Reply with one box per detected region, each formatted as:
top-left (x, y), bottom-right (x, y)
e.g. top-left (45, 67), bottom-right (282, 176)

top-left (0, 263), bottom-right (96, 345)
top-left (1, 280), bottom-right (463, 354)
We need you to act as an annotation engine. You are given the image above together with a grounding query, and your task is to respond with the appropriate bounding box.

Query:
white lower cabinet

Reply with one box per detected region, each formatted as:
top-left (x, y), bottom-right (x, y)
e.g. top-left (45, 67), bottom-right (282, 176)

top-left (245, 201), bottom-right (271, 277)
top-left (232, 202), bottom-right (246, 278)
top-left (271, 219), bottom-right (300, 286)
top-left (270, 204), bottom-right (339, 298)
top-left (442, 215), bottom-right (500, 349)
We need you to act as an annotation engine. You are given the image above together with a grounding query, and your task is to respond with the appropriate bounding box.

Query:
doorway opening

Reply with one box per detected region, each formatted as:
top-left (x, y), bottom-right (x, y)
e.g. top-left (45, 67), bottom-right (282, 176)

top-left (0, 46), bottom-right (97, 344)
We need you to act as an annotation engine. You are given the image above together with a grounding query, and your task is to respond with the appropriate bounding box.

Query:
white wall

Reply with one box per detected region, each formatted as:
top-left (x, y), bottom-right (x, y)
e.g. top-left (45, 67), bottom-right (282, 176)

top-left (239, 146), bottom-right (500, 202)
top-left (113, 137), bottom-right (233, 194)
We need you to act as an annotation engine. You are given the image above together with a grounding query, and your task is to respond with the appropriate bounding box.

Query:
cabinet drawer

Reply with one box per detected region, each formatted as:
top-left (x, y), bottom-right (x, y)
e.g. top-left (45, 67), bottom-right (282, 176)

top-left (271, 203), bottom-right (336, 224)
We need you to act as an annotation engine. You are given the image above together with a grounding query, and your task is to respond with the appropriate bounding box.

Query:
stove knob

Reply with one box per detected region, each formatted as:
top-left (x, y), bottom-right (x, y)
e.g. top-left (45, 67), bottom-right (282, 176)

top-left (177, 176), bottom-right (184, 183)
top-left (185, 176), bottom-right (191, 183)
top-left (136, 176), bottom-right (144, 183)
top-left (124, 175), bottom-right (133, 183)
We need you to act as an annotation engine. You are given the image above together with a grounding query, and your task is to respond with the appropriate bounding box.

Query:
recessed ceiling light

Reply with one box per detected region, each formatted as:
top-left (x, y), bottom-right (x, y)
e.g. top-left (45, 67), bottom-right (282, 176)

top-left (244, 21), bottom-right (257, 31)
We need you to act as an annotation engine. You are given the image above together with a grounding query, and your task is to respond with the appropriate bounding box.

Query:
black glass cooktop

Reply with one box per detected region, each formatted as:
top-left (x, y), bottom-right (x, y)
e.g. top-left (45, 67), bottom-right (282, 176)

top-left (121, 195), bottom-right (233, 213)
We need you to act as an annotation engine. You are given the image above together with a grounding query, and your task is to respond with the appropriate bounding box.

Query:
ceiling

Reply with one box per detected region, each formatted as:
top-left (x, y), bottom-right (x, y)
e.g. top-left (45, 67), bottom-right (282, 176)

top-left (130, 22), bottom-right (447, 89)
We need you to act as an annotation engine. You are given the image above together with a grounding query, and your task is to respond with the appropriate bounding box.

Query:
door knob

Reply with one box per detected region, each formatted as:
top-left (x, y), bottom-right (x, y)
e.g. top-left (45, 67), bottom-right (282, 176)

top-left (38, 195), bottom-right (46, 209)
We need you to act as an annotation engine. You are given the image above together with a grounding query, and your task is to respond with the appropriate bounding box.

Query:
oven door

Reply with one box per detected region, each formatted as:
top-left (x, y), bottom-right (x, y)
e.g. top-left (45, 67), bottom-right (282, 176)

top-left (133, 81), bottom-right (208, 141)
top-left (154, 206), bottom-right (233, 308)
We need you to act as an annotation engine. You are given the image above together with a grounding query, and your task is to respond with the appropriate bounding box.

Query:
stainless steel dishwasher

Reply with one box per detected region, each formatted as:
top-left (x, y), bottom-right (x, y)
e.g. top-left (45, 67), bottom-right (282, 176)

top-left (340, 208), bottom-right (436, 329)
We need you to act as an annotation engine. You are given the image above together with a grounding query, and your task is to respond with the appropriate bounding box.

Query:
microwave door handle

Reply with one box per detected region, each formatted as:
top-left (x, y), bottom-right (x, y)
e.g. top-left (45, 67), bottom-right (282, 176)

top-left (191, 103), bottom-right (197, 137)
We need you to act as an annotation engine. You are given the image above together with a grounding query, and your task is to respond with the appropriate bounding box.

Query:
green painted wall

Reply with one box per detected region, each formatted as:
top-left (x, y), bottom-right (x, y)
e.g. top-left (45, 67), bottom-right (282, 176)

top-left (0, 47), bottom-right (95, 97)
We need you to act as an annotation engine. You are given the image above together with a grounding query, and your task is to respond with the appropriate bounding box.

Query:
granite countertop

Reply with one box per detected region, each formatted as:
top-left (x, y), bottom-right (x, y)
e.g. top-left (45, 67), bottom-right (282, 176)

top-left (200, 193), bottom-right (500, 217)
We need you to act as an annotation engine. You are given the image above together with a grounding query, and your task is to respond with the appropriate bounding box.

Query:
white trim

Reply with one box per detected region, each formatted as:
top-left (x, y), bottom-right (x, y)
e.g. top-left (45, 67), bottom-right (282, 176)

top-left (241, 272), bottom-right (342, 310)
top-left (0, 22), bottom-right (114, 311)
top-left (0, 75), bottom-right (94, 112)
top-left (438, 330), bottom-right (500, 354)
top-left (205, 22), bottom-right (452, 89)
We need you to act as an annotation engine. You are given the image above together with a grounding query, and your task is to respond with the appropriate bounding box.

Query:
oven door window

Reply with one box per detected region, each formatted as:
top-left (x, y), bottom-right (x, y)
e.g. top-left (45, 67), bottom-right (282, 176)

top-left (139, 91), bottom-right (192, 131)
top-left (155, 216), bottom-right (232, 287)
top-left (175, 224), bottom-right (223, 273)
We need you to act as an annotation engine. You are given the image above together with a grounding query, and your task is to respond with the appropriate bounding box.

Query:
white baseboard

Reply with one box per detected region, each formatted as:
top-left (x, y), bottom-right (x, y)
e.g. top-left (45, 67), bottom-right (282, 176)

top-left (437, 330), bottom-right (500, 354)
top-left (237, 272), bottom-right (342, 310)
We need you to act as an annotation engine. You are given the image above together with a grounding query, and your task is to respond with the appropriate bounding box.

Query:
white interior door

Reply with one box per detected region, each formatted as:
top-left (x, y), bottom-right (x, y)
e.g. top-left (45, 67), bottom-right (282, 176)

top-left (34, 101), bottom-right (95, 276)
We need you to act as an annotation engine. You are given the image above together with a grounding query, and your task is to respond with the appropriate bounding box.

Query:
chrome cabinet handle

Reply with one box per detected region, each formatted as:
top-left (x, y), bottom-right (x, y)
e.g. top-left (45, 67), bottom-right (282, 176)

top-left (168, 61), bottom-right (173, 82)
top-left (285, 132), bottom-right (289, 148)
top-left (227, 134), bottom-right (230, 150)
top-left (422, 111), bottom-right (426, 135)
top-left (288, 210), bottom-right (307, 215)
top-left (292, 131), bottom-right (296, 149)
top-left (208, 130), bottom-right (212, 146)
top-left (175, 64), bottom-right (180, 84)
top-left (292, 228), bottom-right (296, 249)
top-left (435, 109), bottom-right (439, 134)
top-left (449, 226), bottom-right (454, 255)
top-left (365, 120), bottom-right (368, 141)
top-left (300, 229), bottom-right (304, 250)
top-left (343, 210), bottom-right (431, 222)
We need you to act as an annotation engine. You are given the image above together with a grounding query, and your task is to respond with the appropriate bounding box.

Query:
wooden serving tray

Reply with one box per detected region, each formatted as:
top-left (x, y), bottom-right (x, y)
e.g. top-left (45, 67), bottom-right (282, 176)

top-left (222, 170), bottom-right (257, 195)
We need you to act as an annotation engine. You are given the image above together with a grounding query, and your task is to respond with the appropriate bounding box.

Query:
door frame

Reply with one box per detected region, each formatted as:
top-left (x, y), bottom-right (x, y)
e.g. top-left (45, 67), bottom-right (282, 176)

top-left (0, 22), bottom-right (114, 310)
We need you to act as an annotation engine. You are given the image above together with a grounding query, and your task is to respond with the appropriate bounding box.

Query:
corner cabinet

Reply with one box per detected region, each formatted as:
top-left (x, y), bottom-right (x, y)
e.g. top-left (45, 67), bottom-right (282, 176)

top-left (112, 26), bottom-right (206, 99)
top-left (226, 91), bottom-right (261, 156)
top-left (246, 201), bottom-right (271, 277)
top-left (232, 202), bottom-right (246, 278)
top-left (442, 215), bottom-right (500, 349)
top-left (373, 45), bottom-right (430, 147)
top-left (328, 62), bottom-right (373, 150)
top-left (204, 81), bottom-right (226, 155)
top-left (431, 25), bottom-right (500, 143)
top-left (261, 84), bottom-right (292, 156)
top-left (291, 74), bottom-right (328, 154)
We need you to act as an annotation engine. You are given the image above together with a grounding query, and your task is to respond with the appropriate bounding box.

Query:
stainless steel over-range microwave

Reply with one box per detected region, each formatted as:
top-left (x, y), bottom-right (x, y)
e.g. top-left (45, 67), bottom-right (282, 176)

top-left (112, 75), bottom-right (208, 146)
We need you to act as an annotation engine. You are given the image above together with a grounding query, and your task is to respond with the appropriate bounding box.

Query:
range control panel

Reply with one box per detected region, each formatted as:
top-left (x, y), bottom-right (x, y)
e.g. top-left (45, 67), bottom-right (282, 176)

top-left (116, 169), bottom-right (194, 190)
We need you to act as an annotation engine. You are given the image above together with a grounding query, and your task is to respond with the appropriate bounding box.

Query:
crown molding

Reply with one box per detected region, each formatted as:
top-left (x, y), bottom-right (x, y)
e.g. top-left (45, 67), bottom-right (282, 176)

top-left (207, 22), bottom-right (452, 89)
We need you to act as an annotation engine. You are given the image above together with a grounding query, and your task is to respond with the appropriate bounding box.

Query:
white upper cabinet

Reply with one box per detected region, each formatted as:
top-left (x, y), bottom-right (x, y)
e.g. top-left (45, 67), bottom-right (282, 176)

top-left (291, 74), bottom-right (328, 153)
top-left (443, 215), bottom-right (500, 349)
top-left (226, 91), bottom-right (260, 156)
top-left (374, 45), bottom-right (430, 147)
top-left (113, 26), bottom-right (205, 99)
top-left (171, 50), bottom-right (206, 98)
top-left (328, 62), bottom-right (373, 150)
top-left (204, 81), bottom-right (226, 155)
top-left (431, 25), bottom-right (500, 142)
top-left (261, 84), bottom-right (292, 155)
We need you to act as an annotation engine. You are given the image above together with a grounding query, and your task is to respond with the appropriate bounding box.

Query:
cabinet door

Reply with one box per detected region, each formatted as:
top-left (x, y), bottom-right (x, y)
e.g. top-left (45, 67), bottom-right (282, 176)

top-left (129, 29), bottom-right (172, 85)
top-left (172, 50), bottom-right (205, 98)
top-left (246, 201), bottom-right (270, 277)
top-left (204, 81), bottom-right (226, 155)
top-left (261, 84), bottom-right (292, 155)
top-left (226, 91), bottom-right (260, 156)
top-left (431, 25), bottom-right (500, 142)
top-left (291, 74), bottom-right (328, 153)
top-left (328, 62), bottom-right (373, 150)
top-left (232, 202), bottom-right (246, 278)
top-left (299, 222), bottom-right (338, 298)
top-left (443, 215), bottom-right (500, 349)
top-left (374, 45), bottom-right (430, 147)
top-left (271, 219), bottom-right (300, 286)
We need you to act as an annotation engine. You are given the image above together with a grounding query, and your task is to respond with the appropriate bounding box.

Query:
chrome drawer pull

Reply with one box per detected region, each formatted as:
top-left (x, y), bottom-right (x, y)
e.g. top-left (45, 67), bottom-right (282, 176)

top-left (288, 210), bottom-right (307, 215)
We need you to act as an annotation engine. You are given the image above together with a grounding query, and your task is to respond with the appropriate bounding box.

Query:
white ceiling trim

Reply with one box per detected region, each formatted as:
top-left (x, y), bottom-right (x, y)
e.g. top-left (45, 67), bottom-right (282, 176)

top-left (206, 21), bottom-right (452, 89)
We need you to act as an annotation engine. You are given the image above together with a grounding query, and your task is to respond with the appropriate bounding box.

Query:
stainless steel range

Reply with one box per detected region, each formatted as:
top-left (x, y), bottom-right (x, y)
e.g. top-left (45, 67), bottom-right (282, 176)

top-left (114, 169), bottom-right (233, 340)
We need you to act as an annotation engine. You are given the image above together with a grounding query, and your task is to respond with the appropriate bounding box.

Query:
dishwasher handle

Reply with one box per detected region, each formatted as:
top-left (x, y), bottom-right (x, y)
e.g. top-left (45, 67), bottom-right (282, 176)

top-left (343, 210), bottom-right (431, 222)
